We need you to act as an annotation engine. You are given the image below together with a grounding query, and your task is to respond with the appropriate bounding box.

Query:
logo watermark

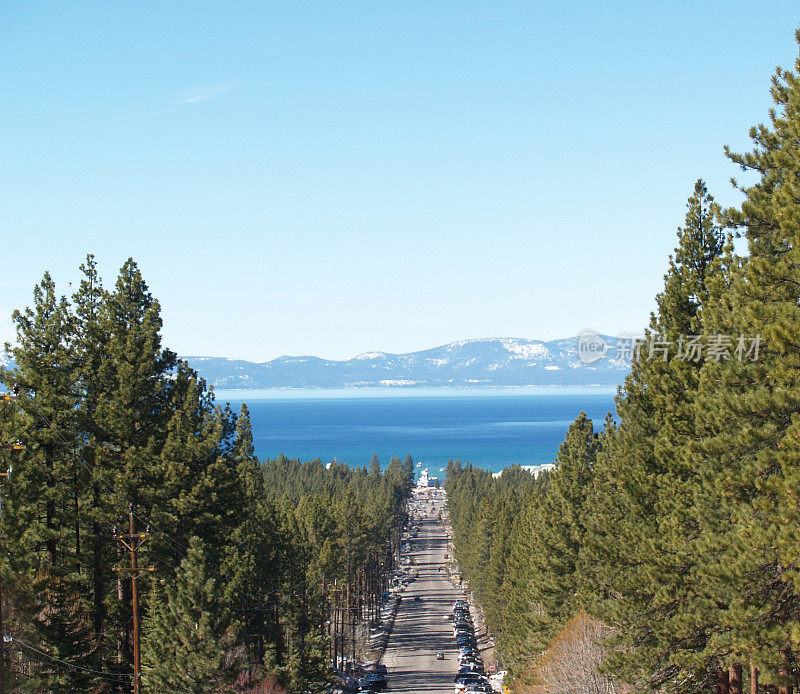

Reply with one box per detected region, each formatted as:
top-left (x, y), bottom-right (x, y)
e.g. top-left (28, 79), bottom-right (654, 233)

top-left (577, 329), bottom-right (609, 364)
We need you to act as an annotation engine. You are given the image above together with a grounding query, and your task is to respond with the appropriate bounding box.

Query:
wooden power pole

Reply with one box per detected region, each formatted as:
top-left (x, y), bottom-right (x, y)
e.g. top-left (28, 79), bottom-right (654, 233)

top-left (113, 505), bottom-right (154, 694)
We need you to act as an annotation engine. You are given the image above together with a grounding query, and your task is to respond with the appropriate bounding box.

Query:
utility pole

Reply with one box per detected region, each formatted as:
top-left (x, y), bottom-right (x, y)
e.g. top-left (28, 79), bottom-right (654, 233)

top-left (0, 387), bottom-right (24, 694)
top-left (113, 505), bottom-right (154, 694)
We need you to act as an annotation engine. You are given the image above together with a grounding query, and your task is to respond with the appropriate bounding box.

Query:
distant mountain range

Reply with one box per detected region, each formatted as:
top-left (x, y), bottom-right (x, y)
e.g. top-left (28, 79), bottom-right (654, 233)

top-left (184, 336), bottom-right (631, 389)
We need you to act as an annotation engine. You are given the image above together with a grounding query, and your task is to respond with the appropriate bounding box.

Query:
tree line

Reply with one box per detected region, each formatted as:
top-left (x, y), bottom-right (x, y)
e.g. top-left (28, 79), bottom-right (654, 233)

top-left (0, 257), bottom-right (413, 693)
top-left (446, 30), bottom-right (800, 694)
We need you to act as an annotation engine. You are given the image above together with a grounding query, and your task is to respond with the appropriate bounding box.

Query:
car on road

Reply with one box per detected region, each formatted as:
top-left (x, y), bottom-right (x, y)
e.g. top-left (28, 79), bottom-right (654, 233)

top-left (458, 656), bottom-right (483, 670)
top-left (454, 675), bottom-right (488, 693)
top-left (436, 651), bottom-right (445, 660)
top-left (360, 673), bottom-right (388, 691)
top-left (464, 683), bottom-right (494, 693)
top-left (460, 658), bottom-right (483, 668)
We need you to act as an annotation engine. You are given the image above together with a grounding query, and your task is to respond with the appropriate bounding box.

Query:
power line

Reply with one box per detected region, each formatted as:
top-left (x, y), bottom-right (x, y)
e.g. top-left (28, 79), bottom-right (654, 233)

top-left (6, 635), bottom-right (131, 684)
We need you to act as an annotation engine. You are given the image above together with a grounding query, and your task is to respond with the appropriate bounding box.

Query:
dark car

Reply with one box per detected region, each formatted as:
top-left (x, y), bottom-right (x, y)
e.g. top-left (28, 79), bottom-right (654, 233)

top-left (465, 683), bottom-right (494, 694)
top-left (454, 674), bottom-right (487, 692)
top-left (360, 674), bottom-right (388, 691)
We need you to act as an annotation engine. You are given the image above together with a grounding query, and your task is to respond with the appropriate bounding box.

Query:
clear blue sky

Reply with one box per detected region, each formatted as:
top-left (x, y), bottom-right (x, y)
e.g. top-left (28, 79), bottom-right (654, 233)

top-left (3, 2), bottom-right (799, 361)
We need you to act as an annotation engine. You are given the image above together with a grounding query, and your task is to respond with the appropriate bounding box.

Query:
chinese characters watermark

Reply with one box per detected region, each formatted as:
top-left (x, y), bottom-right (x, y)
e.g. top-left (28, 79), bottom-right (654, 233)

top-left (577, 329), bottom-right (762, 365)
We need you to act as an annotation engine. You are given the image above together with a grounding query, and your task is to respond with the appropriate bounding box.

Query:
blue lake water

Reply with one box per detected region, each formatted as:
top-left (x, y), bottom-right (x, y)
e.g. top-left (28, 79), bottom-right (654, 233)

top-left (215, 387), bottom-right (618, 475)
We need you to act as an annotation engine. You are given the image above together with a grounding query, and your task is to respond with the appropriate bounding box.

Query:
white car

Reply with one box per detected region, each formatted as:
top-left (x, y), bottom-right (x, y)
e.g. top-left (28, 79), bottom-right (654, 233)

top-left (489, 672), bottom-right (506, 693)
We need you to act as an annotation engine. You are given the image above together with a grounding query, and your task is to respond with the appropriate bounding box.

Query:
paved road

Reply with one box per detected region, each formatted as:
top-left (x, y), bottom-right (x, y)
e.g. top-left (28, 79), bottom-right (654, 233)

top-left (382, 498), bottom-right (463, 694)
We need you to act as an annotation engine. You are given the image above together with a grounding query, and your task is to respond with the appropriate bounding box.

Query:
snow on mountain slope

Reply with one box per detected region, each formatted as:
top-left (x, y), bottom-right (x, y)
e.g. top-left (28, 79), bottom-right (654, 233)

top-left (183, 336), bottom-right (629, 389)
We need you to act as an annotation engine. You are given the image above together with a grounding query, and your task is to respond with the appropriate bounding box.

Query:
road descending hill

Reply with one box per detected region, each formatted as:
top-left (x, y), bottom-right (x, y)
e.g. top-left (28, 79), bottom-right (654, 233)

top-left (382, 495), bottom-right (493, 694)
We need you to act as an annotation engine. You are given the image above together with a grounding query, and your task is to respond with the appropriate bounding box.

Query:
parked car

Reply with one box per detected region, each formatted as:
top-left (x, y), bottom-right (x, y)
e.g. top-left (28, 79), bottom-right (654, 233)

top-left (437, 651), bottom-right (445, 660)
top-left (460, 658), bottom-right (483, 667)
top-left (464, 683), bottom-right (493, 694)
top-left (360, 673), bottom-right (388, 691)
top-left (454, 675), bottom-right (488, 693)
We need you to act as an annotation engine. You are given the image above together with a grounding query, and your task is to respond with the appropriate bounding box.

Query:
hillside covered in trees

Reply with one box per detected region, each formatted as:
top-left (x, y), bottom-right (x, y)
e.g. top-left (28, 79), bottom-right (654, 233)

top-left (0, 257), bottom-right (414, 692)
top-left (446, 31), bottom-right (800, 694)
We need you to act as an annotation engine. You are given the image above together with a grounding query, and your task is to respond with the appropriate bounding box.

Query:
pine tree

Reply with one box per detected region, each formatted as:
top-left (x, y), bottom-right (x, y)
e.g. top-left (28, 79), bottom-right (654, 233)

top-left (71, 255), bottom-right (113, 670)
top-left (142, 537), bottom-right (239, 693)
top-left (686, 30), bottom-right (800, 689)
top-left (369, 453), bottom-right (381, 479)
top-left (525, 415), bottom-right (597, 651)
top-left (88, 259), bottom-right (178, 675)
top-left (0, 273), bottom-right (103, 691)
top-left (578, 180), bottom-right (725, 691)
